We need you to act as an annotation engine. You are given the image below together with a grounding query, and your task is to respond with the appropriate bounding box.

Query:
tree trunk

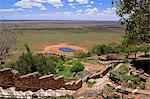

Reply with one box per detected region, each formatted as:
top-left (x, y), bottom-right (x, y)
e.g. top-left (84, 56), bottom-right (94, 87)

top-left (135, 53), bottom-right (137, 59)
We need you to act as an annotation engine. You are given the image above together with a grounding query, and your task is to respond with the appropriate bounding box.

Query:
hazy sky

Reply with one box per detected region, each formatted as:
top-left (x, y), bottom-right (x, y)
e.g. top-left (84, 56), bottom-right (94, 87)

top-left (0, 0), bottom-right (120, 21)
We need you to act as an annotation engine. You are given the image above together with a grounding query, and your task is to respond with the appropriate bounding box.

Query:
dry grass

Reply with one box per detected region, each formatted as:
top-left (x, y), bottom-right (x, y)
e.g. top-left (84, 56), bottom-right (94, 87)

top-left (15, 29), bottom-right (122, 51)
top-left (4, 22), bottom-right (123, 63)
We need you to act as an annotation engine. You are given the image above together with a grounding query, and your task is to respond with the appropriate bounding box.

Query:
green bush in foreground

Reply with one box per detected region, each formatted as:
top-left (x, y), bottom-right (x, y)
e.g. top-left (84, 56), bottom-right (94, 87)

top-left (71, 61), bottom-right (84, 73)
top-left (9, 53), bottom-right (62, 76)
top-left (56, 62), bottom-right (65, 71)
top-left (8, 45), bottom-right (63, 76)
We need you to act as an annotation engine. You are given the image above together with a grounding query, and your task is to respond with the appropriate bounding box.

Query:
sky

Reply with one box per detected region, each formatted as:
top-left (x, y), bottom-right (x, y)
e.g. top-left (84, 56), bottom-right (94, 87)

top-left (0, 0), bottom-right (120, 21)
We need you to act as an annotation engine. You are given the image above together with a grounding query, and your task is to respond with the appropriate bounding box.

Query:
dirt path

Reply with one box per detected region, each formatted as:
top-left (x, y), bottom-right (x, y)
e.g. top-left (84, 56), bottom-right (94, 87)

top-left (92, 63), bottom-right (123, 90)
top-left (83, 62), bottom-right (107, 74)
top-left (74, 63), bottom-right (121, 97)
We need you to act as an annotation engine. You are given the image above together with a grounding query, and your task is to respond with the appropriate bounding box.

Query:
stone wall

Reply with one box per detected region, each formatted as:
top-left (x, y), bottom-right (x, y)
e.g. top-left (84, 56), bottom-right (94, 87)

top-left (64, 80), bottom-right (82, 90)
top-left (0, 68), bottom-right (14, 88)
top-left (0, 68), bottom-right (83, 91)
top-left (16, 72), bottom-right (40, 91)
top-left (39, 75), bottom-right (65, 90)
top-left (89, 65), bottom-right (112, 79)
top-left (0, 65), bottom-right (113, 91)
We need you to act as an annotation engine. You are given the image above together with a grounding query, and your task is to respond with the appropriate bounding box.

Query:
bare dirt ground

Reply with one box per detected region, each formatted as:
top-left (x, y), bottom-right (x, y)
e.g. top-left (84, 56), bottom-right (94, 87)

top-left (83, 62), bottom-right (107, 74)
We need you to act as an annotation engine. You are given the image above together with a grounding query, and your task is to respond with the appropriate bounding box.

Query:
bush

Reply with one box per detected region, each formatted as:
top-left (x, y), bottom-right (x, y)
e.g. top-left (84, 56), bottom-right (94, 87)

top-left (73, 71), bottom-right (91, 80)
top-left (74, 51), bottom-right (91, 59)
top-left (57, 62), bottom-right (65, 71)
top-left (140, 81), bottom-right (145, 89)
top-left (87, 79), bottom-right (96, 88)
top-left (141, 45), bottom-right (150, 56)
top-left (110, 64), bottom-right (145, 89)
top-left (71, 61), bottom-right (84, 73)
top-left (8, 45), bottom-right (63, 76)
top-left (90, 44), bottom-right (121, 55)
top-left (11, 53), bottom-right (61, 76)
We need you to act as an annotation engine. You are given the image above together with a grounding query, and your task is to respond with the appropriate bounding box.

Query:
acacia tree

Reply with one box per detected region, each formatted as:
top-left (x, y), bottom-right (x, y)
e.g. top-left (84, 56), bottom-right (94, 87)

top-left (0, 23), bottom-right (22, 64)
top-left (113, 0), bottom-right (150, 46)
top-left (141, 45), bottom-right (150, 56)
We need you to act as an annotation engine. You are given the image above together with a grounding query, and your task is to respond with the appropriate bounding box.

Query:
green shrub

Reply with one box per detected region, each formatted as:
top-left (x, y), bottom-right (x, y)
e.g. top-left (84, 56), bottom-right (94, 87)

top-left (140, 81), bottom-right (145, 89)
top-left (8, 45), bottom-right (63, 76)
top-left (74, 51), bottom-right (91, 59)
top-left (87, 80), bottom-right (96, 88)
top-left (71, 61), bottom-right (84, 73)
top-left (73, 71), bottom-right (91, 80)
top-left (56, 67), bottom-right (72, 81)
top-left (57, 62), bottom-right (65, 71)
top-left (90, 44), bottom-right (120, 56)
top-left (66, 61), bottom-right (73, 65)
top-left (123, 59), bottom-right (129, 64)
top-left (74, 51), bottom-right (86, 58)
top-left (110, 64), bottom-right (145, 89)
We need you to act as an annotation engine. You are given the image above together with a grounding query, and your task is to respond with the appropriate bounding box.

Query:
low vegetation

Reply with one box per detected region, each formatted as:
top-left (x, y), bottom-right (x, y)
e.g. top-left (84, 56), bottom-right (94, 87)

top-left (7, 45), bottom-right (63, 76)
top-left (87, 79), bottom-right (96, 88)
top-left (110, 64), bottom-right (145, 89)
top-left (56, 60), bottom-right (85, 81)
top-left (74, 51), bottom-right (91, 59)
top-left (90, 44), bottom-right (150, 59)
top-left (102, 84), bottom-right (122, 99)
top-left (5, 45), bottom-right (86, 81)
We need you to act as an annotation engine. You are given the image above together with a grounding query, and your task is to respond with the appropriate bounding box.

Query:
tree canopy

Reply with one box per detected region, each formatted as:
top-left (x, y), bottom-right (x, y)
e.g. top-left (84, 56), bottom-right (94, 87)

top-left (113, 0), bottom-right (150, 46)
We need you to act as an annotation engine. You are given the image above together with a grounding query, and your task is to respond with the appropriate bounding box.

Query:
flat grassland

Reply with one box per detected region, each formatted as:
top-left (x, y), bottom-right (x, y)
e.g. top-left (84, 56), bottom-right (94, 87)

top-left (3, 21), bottom-right (124, 63)
top-left (12, 21), bottom-right (124, 52)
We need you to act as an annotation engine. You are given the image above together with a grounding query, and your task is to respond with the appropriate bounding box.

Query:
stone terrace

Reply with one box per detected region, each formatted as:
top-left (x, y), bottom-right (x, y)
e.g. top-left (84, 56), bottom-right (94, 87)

top-left (0, 68), bottom-right (82, 91)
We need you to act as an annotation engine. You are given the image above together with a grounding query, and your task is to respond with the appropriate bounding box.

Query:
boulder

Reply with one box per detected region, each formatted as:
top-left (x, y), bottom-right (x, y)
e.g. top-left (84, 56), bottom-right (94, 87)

top-left (107, 53), bottom-right (124, 60)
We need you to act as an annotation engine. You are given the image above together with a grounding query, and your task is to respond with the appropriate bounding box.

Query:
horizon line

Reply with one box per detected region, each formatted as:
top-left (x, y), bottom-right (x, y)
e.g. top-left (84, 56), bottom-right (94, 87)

top-left (0, 19), bottom-right (119, 22)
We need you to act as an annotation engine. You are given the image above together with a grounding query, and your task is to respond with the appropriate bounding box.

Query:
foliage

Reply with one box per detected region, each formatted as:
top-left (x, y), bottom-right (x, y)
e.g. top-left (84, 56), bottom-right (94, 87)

top-left (90, 43), bottom-right (150, 58)
top-left (108, 43), bottom-right (123, 53)
top-left (87, 80), bottom-right (96, 88)
top-left (123, 46), bottom-right (140, 58)
top-left (90, 44), bottom-right (124, 56)
top-left (123, 45), bottom-right (150, 58)
top-left (9, 45), bottom-right (62, 76)
top-left (70, 61), bottom-right (84, 73)
top-left (102, 84), bottom-right (121, 99)
top-left (56, 66), bottom-right (73, 81)
top-left (110, 64), bottom-right (145, 89)
top-left (141, 45), bottom-right (150, 56)
top-left (74, 51), bottom-right (91, 59)
top-left (56, 62), bottom-right (65, 71)
top-left (9, 46), bottom-right (85, 80)
top-left (73, 71), bottom-right (91, 80)
top-left (56, 61), bottom-right (85, 81)
top-left (140, 81), bottom-right (145, 89)
top-left (113, 0), bottom-right (150, 46)
top-left (90, 44), bottom-right (113, 55)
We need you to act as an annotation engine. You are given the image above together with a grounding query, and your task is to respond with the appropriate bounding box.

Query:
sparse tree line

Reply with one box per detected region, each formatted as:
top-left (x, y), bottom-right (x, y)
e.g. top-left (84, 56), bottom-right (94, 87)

top-left (75, 44), bottom-right (150, 59)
